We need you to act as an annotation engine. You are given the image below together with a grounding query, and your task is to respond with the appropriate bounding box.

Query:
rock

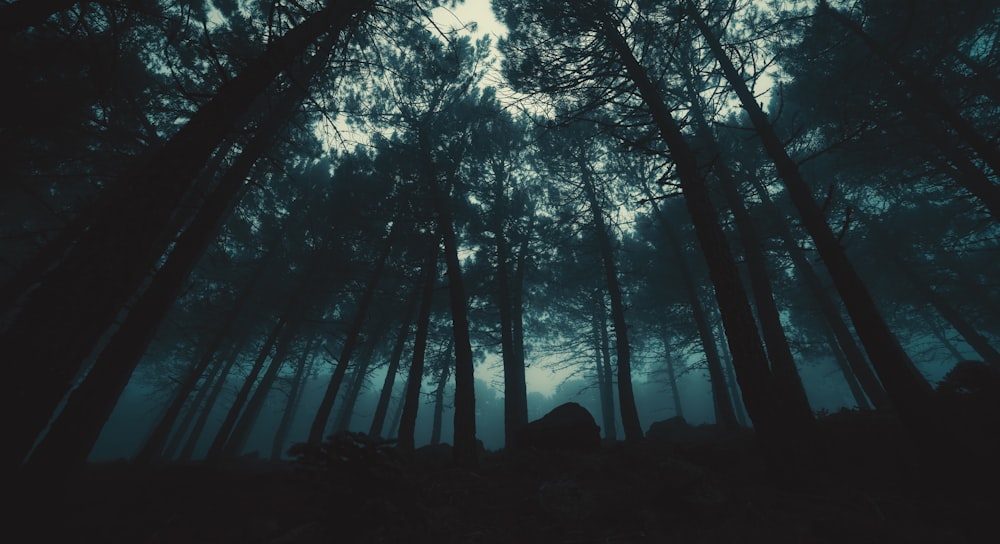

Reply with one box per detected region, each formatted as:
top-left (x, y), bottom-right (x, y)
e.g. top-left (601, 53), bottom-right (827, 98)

top-left (515, 402), bottom-right (601, 451)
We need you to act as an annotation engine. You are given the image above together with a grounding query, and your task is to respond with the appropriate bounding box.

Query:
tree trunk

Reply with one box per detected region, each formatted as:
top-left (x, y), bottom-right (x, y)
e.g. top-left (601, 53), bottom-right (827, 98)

top-left (661, 335), bottom-right (685, 420)
top-left (684, 76), bottom-right (814, 424)
top-left (641, 183), bottom-right (739, 429)
top-left (687, 4), bottom-right (933, 437)
top-left (492, 162), bottom-right (529, 448)
top-left (430, 353), bottom-right (452, 447)
top-left (602, 18), bottom-right (790, 453)
top-left (421, 126), bottom-right (477, 466)
top-left (271, 338), bottom-right (316, 461)
top-left (579, 157), bottom-right (643, 442)
top-left (397, 240), bottom-right (438, 452)
top-left (592, 292), bottom-right (618, 441)
top-left (178, 342), bottom-right (244, 462)
top-left (748, 176), bottom-right (888, 409)
top-left (205, 311), bottom-right (289, 463)
top-left (821, 323), bottom-right (872, 410)
top-left (1, 0), bottom-right (373, 470)
top-left (308, 223), bottom-right (396, 446)
top-left (222, 321), bottom-right (301, 459)
top-left (370, 295), bottom-right (417, 438)
top-left (332, 339), bottom-right (378, 434)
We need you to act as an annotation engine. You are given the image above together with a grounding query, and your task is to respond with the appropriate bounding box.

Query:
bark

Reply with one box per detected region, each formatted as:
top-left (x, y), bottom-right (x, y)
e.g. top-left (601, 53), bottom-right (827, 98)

top-left (397, 241), bottom-right (438, 452)
top-left (684, 76), bottom-right (814, 424)
top-left (1, 0), bottom-right (373, 470)
top-left (370, 296), bottom-right (417, 438)
top-left (205, 311), bottom-right (289, 463)
top-left (687, 4), bottom-right (933, 437)
top-left (271, 338), bottom-right (316, 461)
top-left (641, 183), bottom-right (739, 429)
top-left (579, 157), bottom-right (643, 442)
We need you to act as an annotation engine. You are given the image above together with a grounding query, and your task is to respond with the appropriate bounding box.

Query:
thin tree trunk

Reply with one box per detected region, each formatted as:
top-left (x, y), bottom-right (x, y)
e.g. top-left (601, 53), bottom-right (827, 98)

top-left (593, 292), bottom-right (618, 441)
top-left (161, 351), bottom-right (226, 461)
top-left (332, 339), bottom-right (378, 434)
top-left (178, 342), bottom-right (244, 462)
top-left (821, 323), bottom-right (872, 410)
top-left (641, 183), bottom-right (739, 429)
top-left (308, 223), bottom-right (396, 446)
top-left (271, 338), bottom-right (316, 461)
top-left (222, 321), bottom-right (302, 459)
top-left (748, 176), bottom-right (888, 409)
top-left (661, 336), bottom-right (685, 420)
top-left (370, 296), bottom-right (417, 438)
top-left (397, 240), bottom-right (439, 452)
top-left (430, 352), bottom-right (452, 447)
top-left (1, 0), bottom-right (373, 470)
top-left (579, 157), bottom-right (643, 442)
top-left (492, 161), bottom-right (529, 448)
top-left (205, 311), bottom-right (290, 463)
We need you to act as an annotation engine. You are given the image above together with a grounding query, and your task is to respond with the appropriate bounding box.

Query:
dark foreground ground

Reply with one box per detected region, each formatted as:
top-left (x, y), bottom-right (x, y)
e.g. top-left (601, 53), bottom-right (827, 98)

top-left (13, 411), bottom-right (1000, 543)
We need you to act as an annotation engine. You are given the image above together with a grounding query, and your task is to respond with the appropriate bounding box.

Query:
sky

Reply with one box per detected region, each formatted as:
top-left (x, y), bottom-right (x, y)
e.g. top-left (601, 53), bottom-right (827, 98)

top-left (430, 0), bottom-right (508, 40)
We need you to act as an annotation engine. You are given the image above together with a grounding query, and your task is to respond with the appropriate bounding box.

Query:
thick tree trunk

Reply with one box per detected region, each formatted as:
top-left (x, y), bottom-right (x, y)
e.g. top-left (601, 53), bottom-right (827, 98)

top-left (687, 4), bottom-right (934, 436)
top-left (1, 0), bottom-right (373, 470)
top-left (397, 241), bottom-right (438, 452)
top-left (579, 159), bottom-right (643, 441)
top-left (421, 127), bottom-right (477, 466)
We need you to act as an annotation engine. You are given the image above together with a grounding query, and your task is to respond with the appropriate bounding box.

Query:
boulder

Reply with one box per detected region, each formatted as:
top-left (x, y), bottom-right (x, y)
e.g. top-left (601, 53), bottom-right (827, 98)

top-left (515, 402), bottom-right (601, 451)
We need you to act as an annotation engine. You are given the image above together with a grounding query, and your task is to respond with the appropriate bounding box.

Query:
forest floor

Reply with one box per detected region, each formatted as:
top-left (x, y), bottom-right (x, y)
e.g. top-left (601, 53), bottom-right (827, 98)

top-left (17, 409), bottom-right (1000, 544)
